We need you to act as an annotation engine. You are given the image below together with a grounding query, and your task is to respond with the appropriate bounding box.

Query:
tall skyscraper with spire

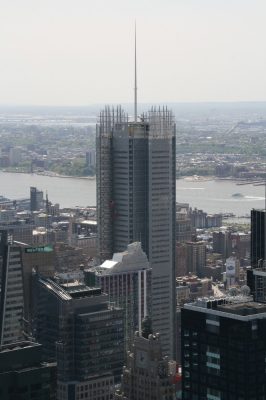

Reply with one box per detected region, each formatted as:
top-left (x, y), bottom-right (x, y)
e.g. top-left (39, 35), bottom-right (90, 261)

top-left (96, 30), bottom-right (176, 357)
top-left (96, 108), bottom-right (176, 358)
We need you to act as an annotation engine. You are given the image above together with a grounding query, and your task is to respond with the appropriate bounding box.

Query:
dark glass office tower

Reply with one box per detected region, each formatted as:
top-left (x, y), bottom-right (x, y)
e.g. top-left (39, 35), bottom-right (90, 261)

top-left (0, 341), bottom-right (56, 400)
top-left (30, 186), bottom-right (43, 212)
top-left (247, 209), bottom-right (266, 297)
top-left (181, 296), bottom-right (266, 400)
top-left (251, 208), bottom-right (265, 268)
top-left (96, 107), bottom-right (176, 358)
top-left (34, 277), bottom-right (124, 399)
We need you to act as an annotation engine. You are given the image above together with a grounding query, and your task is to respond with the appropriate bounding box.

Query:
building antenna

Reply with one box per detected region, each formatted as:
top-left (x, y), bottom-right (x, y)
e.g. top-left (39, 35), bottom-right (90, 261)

top-left (134, 21), bottom-right (137, 122)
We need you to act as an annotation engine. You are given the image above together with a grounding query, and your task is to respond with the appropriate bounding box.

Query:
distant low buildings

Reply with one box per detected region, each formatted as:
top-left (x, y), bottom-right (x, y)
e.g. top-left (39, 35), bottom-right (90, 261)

top-left (213, 230), bottom-right (250, 263)
top-left (176, 275), bottom-right (213, 305)
top-left (202, 264), bottom-right (223, 282)
top-left (176, 203), bottom-right (223, 231)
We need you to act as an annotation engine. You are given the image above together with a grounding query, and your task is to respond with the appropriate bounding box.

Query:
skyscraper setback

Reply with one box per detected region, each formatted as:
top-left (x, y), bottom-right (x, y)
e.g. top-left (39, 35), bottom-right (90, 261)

top-left (96, 107), bottom-right (176, 357)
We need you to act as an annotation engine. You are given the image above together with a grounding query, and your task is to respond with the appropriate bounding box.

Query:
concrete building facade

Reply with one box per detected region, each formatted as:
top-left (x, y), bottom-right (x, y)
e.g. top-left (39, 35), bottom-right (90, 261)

top-left (85, 242), bottom-right (151, 351)
top-left (115, 318), bottom-right (176, 400)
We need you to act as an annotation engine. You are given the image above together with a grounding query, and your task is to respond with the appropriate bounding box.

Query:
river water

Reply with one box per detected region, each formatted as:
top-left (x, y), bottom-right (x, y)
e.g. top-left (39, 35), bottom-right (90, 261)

top-left (0, 172), bottom-right (264, 216)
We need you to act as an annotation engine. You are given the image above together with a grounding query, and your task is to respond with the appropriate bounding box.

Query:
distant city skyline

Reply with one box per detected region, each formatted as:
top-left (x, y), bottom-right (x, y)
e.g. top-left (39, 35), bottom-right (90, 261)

top-left (1, 0), bottom-right (266, 105)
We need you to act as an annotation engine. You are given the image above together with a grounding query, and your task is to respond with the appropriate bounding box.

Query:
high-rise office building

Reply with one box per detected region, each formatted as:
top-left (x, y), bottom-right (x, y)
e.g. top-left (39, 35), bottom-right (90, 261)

top-left (251, 208), bottom-right (265, 268)
top-left (181, 294), bottom-right (266, 400)
top-left (34, 277), bottom-right (124, 399)
top-left (0, 231), bottom-right (24, 346)
top-left (0, 341), bottom-right (56, 400)
top-left (186, 241), bottom-right (206, 277)
top-left (176, 207), bottom-right (194, 243)
top-left (247, 209), bottom-right (265, 297)
top-left (84, 242), bottom-right (152, 351)
top-left (115, 317), bottom-right (176, 400)
top-left (251, 259), bottom-right (266, 302)
top-left (30, 186), bottom-right (43, 212)
top-left (9, 146), bottom-right (22, 166)
top-left (96, 107), bottom-right (176, 357)
top-left (21, 242), bottom-right (55, 326)
top-left (212, 230), bottom-right (232, 260)
top-left (86, 149), bottom-right (96, 167)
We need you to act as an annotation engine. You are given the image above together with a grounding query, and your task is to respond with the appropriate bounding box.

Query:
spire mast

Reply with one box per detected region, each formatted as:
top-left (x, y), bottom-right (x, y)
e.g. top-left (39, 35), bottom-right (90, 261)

top-left (134, 21), bottom-right (137, 122)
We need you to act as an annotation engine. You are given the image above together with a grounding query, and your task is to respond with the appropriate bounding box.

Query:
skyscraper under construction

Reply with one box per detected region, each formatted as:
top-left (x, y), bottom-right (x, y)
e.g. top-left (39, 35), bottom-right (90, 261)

top-left (96, 106), bottom-right (176, 358)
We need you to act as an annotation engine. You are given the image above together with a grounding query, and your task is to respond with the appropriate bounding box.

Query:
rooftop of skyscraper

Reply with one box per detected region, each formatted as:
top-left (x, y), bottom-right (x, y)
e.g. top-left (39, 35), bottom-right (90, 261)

top-left (184, 292), bottom-right (266, 320)
top-left (39, 277), bottom-right (102, 301)
top-left (0, 341), bottom-right (56, 373)
top-left (90, 242), bottom-right (150, 275)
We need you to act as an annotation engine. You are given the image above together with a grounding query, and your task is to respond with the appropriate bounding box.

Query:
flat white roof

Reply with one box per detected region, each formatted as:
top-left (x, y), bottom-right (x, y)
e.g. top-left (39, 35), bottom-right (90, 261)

top-left (81, 220), bottom-right (97, 225)
top-left (101, 260), bottom-right (118, 269)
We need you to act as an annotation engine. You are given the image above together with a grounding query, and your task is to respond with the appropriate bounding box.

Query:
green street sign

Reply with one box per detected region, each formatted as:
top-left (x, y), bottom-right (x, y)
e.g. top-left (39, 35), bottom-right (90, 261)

top-left (25, 245), bottom-right (53, 254)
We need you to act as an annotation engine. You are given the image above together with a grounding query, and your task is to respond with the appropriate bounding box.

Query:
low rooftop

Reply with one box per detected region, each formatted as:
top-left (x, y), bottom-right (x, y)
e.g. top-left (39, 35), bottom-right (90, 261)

top-left (184, 294), bottom-right (266, 321)
top-left (40, 277), bottom-right (102, 300)
top-left (218, 301), bottom-right (266, 316)
top-left (0, 341), bottom-right (40, 353)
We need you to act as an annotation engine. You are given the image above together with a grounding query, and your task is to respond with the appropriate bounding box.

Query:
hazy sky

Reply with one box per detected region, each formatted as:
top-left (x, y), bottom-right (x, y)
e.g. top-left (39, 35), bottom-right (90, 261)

top-left (1, 0), bottom-right (266, 105)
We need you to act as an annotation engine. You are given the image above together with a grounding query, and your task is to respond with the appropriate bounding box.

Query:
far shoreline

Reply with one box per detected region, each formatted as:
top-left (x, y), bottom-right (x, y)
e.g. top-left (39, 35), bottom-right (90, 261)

top-left (1, 170), bottom-right (264, 186)
top-left (0, 170), bottom-right (96, 180)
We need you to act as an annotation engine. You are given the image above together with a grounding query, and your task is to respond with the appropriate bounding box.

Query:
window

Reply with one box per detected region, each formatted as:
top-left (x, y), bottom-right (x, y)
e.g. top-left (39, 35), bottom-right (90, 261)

top-left (206, 346), bottom-right (220, 374)
top-left (207, 387), bottom-right (221, 400)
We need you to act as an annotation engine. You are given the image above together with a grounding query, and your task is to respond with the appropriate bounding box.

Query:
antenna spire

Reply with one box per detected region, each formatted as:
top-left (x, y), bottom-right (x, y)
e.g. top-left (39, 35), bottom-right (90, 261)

top-left (134, 21), bottom-right (137, 122)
